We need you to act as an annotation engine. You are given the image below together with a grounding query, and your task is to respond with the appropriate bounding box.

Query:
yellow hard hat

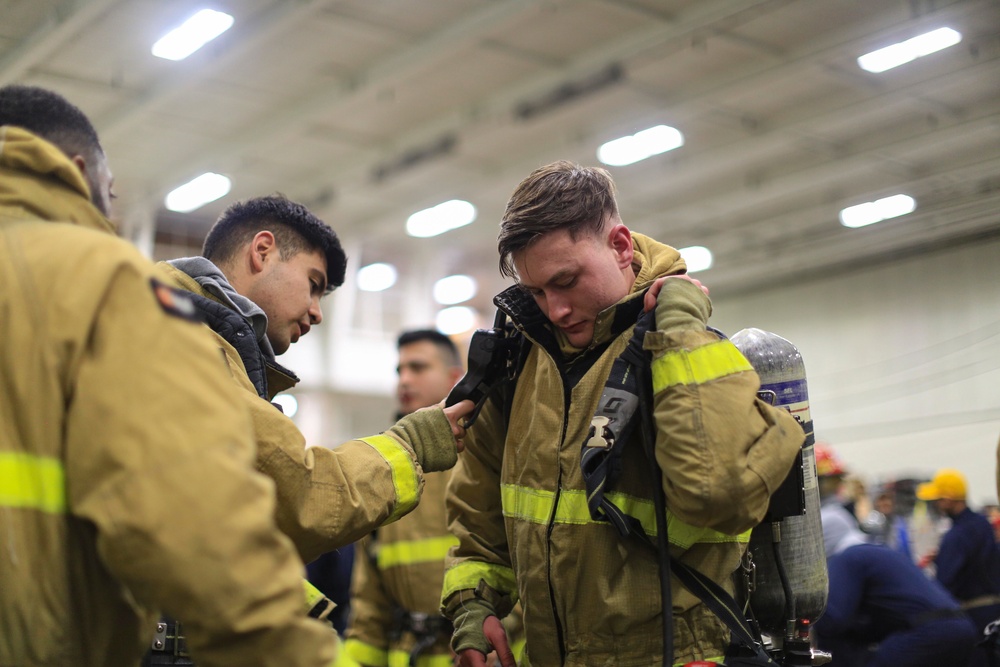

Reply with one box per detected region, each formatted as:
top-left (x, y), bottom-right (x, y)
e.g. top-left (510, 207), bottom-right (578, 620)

top-left (916, 468), bottom-right (967, 501)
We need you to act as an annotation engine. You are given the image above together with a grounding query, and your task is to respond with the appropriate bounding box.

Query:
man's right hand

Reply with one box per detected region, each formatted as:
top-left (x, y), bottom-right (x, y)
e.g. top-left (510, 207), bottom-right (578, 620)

top-left (441, 399), bottom-right (474, 452)
top-left (388, 403), bottom-right (472, 472)
top-left (457, 616), bottom-right (516, 667)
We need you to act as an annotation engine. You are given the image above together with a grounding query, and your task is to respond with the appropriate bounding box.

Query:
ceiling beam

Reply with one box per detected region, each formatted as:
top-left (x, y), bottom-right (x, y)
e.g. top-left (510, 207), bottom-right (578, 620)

top-left (148, 0), bottom-right (536, 198)
top-left (0, 0), bottom-right (121, 86)
top-left (96, 0), bottom-right (337, 142)
top-left (282, 0), bottom-right (784, 204)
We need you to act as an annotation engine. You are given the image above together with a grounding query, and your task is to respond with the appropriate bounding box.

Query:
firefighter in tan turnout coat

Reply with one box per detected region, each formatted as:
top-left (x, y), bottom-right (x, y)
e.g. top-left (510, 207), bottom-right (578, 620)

top-left (0, 86), bottom-right (336, 667)
top-left (442, 162), bottom-right (803, 666)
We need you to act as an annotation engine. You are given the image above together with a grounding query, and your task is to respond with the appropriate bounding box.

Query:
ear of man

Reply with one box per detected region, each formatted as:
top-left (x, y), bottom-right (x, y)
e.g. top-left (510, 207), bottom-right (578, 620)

top-left (607, 223), bottom-right (634, 270)
top-left (248, 230), bottom-right (278, 274)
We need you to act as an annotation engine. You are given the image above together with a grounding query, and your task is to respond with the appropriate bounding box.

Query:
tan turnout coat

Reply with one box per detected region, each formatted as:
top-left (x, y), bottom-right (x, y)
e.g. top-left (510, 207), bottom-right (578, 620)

top-left (0, 126), bottom-right (335, 667)
top-left (443, 234), bottom-right (803, 666)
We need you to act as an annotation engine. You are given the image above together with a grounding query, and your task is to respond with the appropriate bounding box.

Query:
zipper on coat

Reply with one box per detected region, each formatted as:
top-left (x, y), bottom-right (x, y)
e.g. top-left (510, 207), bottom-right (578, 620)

top-left (544, 362), bottom-right (573, 665)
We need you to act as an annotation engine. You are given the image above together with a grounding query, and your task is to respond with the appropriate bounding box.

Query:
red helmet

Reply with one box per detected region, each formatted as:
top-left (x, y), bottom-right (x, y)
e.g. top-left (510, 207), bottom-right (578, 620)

top-left (814, 442), bottom-right (845, 477)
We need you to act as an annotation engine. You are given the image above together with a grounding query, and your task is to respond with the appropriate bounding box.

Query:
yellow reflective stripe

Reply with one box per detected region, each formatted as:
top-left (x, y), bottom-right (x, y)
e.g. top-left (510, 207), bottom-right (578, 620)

top-left (389, 650), bottom-right (452, 667)
top-left (377, 535), bottom-right (459, 569)
top-left (501, 485), bottom-right (749, 549)
top-left (511, 638), bottom-right (526, 662)
top-left (500, 483), bottom-right (556, 523)
top-left (344, 638), bottom-right (387, 667)
top-left (0, 452), bottom-right (65, 513)
top-left (303, 579), bottom-right (328, 611)
top-left (442, 560), bottom-right (517, 602)
top-left (651, 339), bottom-right (753, 393)
top-left (360, 435), bottom-right (420, 522)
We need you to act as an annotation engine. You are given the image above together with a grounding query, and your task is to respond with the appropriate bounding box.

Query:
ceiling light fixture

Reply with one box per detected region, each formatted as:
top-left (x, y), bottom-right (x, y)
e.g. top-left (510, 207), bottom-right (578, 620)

top-left (678, 245), bottom-right (713, 273)
top-left (857, 27), bottom-right (962, 73)
top-left (433, 275), bottom-right (477, 305)
top-left (152, 9), bottom-right (234, 61)
top-left (436, 306), bottom-right (477, 335)
top-left (597, 125), bottom-right (684, 167)
top-left (406, 200), bottom-right (477, 238)
top-left (357, 263), bottom-right (398, 292)
top-left (164, 172), bottom-right (231, 212)
top-left (839, 194), bottom-right (916, 228)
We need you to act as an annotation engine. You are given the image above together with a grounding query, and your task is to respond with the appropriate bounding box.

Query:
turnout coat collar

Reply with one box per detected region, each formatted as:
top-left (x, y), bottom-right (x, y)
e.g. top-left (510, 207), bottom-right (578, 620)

top-left (0, 125), bottom-right (114, 234)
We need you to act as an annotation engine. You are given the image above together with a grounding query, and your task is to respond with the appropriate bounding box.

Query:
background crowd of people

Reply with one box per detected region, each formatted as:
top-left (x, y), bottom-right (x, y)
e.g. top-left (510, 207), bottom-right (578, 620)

top-left (813, 443), bottom-right (1000, 667)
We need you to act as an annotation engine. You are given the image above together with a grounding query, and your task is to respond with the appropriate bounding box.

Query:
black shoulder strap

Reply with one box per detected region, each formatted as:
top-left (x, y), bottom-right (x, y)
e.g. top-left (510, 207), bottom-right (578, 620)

top-left (579, 307), bottom-right (656, 539)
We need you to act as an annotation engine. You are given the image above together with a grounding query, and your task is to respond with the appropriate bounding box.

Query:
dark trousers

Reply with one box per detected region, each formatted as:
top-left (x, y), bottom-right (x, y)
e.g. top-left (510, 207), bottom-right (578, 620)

top-left (819, 616), bottom-right (978, 667)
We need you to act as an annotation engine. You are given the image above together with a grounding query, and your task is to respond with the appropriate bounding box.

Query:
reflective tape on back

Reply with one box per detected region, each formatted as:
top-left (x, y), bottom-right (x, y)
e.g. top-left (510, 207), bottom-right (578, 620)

top-left (501, 484), bottom-right (749, 549)
top-left (377, 535), bottom-right (459, 569)
top-left (359, 435), bottom-right (420, 522)
top-left (0, 452), bottom-right (65, 513)
top-left (651, 340), bottom-right (753, 392)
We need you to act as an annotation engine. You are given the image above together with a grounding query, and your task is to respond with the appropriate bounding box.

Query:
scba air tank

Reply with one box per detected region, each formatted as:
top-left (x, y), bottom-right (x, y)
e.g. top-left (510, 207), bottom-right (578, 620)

top-left (730, 328), bottom-right (828, 640)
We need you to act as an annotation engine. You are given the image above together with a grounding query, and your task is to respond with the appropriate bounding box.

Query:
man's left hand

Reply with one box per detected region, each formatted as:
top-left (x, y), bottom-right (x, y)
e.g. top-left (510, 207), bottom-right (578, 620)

top-left (644, 274), bottom-right (709, 312)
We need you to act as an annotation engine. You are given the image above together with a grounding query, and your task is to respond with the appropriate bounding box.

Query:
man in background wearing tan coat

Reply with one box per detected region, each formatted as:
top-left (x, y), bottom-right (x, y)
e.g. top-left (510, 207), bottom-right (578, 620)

top-left (344, 330), bottom-right (466, 667)
top-left (0, 84), bottom-right (336, 667)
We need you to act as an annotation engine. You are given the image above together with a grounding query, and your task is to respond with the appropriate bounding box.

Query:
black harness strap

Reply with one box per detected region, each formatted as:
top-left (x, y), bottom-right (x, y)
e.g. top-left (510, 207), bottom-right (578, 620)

top-left (580, 308), bottom-right (656, 539)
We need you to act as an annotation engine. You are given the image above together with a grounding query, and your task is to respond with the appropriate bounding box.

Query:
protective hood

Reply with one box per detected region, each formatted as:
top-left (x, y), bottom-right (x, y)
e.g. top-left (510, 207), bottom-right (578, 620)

top-left (630, 231), bottom-right (686, 292)
top-left (0, 125), bottom-right (113, 234)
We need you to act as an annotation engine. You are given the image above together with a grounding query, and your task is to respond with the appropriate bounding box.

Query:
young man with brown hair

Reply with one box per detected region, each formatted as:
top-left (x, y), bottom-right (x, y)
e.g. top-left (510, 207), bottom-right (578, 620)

top-left (442, 161), bottom-right (803, 666)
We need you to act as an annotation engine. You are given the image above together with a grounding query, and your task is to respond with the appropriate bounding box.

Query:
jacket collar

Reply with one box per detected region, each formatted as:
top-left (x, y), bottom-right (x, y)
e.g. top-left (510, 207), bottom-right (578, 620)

top-left (495, 231), bottom-right (686, 357)
top-left (0, 126), bottom-right (114, 234)
top-left (157, 261), bottom-right (300, 397)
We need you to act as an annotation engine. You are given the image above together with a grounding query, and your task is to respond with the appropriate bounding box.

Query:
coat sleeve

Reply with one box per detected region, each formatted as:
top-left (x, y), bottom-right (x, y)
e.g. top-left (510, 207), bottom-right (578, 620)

top-left (249, 398), bottom-right (431, 564)
top-left (344, 535), bottom-right (397, 667)
top-left (65, 258), bottom-right (335, 667)
top-left (441, 398), bottom-right (518, 615)
top-left (644, 278), bottom-right (803, 535)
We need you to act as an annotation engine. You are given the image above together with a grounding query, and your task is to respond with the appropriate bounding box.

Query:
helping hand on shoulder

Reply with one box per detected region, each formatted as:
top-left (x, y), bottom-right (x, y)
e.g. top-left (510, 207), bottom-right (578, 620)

top-left (643, 274), bottom-right (709, 312)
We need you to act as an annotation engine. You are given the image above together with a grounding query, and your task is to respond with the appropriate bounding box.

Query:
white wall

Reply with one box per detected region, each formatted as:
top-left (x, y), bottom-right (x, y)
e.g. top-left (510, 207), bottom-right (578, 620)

top-left (710, 235), bottom-right (1000, 506)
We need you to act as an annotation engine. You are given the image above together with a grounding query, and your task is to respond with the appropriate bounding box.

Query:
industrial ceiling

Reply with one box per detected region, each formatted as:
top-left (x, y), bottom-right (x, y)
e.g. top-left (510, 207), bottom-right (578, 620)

top-left (3, 0), bottom-right (999, 336)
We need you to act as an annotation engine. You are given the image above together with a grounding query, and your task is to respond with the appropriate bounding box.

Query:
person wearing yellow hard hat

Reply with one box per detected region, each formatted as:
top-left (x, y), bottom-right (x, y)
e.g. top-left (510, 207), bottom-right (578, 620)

top-left (918, 468), bottom-right (1000, 663)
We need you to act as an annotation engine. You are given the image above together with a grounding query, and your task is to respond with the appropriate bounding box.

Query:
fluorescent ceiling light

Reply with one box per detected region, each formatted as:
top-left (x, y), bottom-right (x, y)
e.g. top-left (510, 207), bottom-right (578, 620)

top-left (597, 125), bottom-right (684, 167)
top-left (164, 172), bottom-right (231, 212)
top-left (857, 27), bottom-right (961, 73)
top-left (406, 200), bottom-right (477, 238)
top-left (840, 194), bottom-right (916, 228)
top-left (357, 263), bottom-right (397, 292)
top-left (271, 394), bottom-right (298, 418)
top-left (433, 275), bottom-right (477, 305)
top-left (436, 306), bottom-right (477, 335)
top-left (152, 9), bottom-right (234, 61)
top-left (678, 245), bottom-right (713, 273)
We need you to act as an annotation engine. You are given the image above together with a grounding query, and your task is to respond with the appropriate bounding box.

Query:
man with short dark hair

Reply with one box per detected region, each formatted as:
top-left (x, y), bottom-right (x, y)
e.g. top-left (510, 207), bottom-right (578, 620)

top-left (158, 198), bottom-right (470, 569)
top-left (199, 194), bottom-right (346, 355)
top-left (442, 161), bottom-right (804, 665)
top-left (345, 330), bottom-right (466, 667)
top-left (0, 84), bottom-right (336, 667)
